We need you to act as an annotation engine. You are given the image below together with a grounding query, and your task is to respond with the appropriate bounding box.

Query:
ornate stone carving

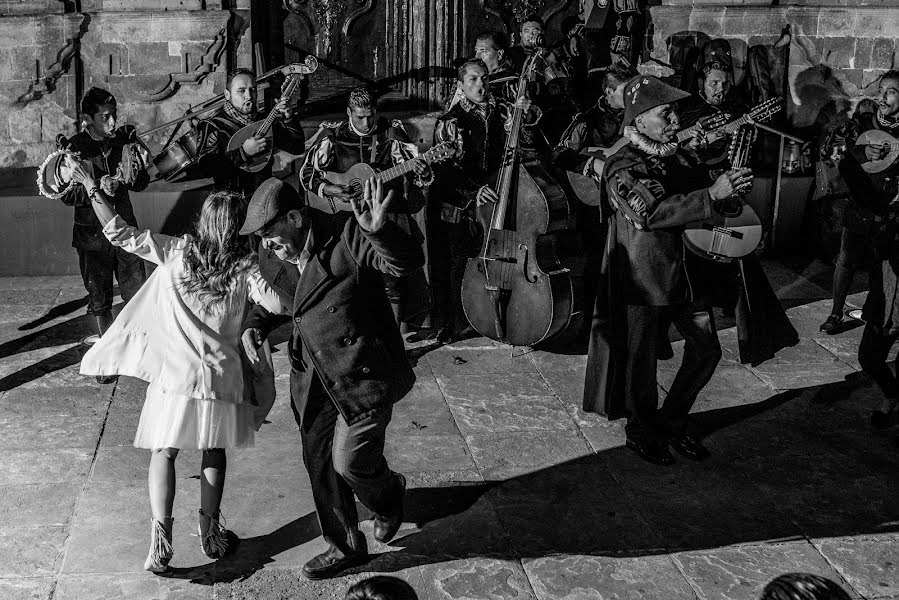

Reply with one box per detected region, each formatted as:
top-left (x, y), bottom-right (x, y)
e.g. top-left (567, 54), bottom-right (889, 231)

top-left (15, 14), bottom-right (87, 107)
top-left (114, 25), bottom-right (227, 103)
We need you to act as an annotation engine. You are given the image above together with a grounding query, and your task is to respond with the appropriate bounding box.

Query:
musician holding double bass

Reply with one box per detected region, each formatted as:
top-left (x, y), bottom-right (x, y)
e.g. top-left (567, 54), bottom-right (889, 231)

top-left (58, 87), bottom-right (150, 367)
top-left (430, 59), bottom-right (541, 343)
top-left (197, 68), bottom-right (306, 195)
top-left (583, 76), bottom-right (752, 466)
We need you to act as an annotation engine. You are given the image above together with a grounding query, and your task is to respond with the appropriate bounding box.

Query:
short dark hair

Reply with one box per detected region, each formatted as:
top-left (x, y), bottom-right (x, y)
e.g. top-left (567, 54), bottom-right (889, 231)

top-left (880, 70), bottom-right (899, 86)
top-left (345, 576), bottom-right (418, 600)
top-left (227, 67), bottom-right (255, 90)
top-left (80, 87), bottom-right (116, 117)
top-left (699, 60), bottom-right (730, 81)
top-left (348, 87), bottom-right (375, 110)
top-left (475, 31), bottom-right (508, 51)
top-left (457, 58), bottom-right (488, 82)
top-left (521, 14), bottom-right (544, 28)
top-left (603, 65), bottom-right (635, 92)
top-left (759, 573), bottom-right (851, 600)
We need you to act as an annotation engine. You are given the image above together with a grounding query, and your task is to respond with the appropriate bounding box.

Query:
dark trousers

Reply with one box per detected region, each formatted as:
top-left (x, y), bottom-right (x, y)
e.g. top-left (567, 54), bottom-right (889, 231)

top-left (291, 370), bottom-right (403, 554)
top-left (623, 304), bottom-right (722, 442)
top-left (77, 246), bottom-right (146, 316)
top-left (858, 323), bottom-right (899, 399)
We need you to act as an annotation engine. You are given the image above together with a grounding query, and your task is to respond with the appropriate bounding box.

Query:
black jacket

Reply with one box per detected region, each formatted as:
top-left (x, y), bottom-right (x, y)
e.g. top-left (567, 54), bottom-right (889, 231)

top-left (243, 211), bottom-right (424, 424)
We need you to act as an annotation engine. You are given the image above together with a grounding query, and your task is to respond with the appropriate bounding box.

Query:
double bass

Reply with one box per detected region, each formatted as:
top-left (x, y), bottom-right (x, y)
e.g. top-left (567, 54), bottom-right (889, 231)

top-left (461, 51), bottom-right (574, 347)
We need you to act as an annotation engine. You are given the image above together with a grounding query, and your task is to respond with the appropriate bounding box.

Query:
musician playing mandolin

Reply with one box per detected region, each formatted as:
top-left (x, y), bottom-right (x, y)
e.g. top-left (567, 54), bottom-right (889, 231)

top-left (300, 87), bottom-right (433, 329)
top-left (197, 68), bottom-right (306, 195)
top-left (582, 76), bottom-right (753, 466)
top-left (59, 87), bottom-right (149, 367)
top-left (837, 70), bottom-right (899, 432)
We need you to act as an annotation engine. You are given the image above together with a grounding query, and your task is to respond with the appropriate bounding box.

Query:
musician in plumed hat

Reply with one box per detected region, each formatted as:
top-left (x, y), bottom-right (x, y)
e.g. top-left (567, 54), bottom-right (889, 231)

top-left (582, 75), bottom-right (753, 465)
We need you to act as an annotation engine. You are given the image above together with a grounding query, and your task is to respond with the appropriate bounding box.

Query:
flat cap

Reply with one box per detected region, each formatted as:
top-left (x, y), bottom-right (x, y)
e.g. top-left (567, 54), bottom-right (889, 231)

top-left (239, 177), bottom-right (303, 236)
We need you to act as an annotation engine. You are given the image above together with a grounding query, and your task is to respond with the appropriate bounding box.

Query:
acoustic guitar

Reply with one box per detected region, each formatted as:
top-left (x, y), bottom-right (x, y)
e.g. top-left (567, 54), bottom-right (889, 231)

top-left (856, 129), bottom-right (899, 174)
top-left (682, 124), bottom-right (762, 262)
top-left (304, 141), bottom-right (457, 213)
top-left (566, 97), bottom-right (781, 206)
top-left (227, 57), bottom-right (319, 173)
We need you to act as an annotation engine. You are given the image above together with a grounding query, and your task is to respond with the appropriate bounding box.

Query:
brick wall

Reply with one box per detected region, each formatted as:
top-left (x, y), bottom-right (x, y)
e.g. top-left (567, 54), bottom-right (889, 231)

top-left (648, 1), bottom-right (899, 128)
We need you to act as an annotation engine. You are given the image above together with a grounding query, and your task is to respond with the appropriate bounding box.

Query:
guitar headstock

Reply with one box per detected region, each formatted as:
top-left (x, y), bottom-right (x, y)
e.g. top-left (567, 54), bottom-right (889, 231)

top-left (426, 141), bottom-right (458, 164)
top-left (727, 124), bottom-right (757, 168)
top-left (748, 97), bottom-right (782, 123)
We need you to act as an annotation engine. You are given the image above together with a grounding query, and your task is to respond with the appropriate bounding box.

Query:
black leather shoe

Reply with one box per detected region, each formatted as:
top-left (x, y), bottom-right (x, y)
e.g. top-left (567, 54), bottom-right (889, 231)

top-left (96, 375), bottom-right (117, 384)
top-left (374, 473), bottom-right (406, 543)
top-left (625, 438), bottom-right (675, 466)
top-left (670, 434), bottom-right (711, 461)
top-left (436, 325), bottom-right (455, 344)
top-left (302, 544), bottom-right (367, 580)
top-left (819, 314), bottom-right (842, 334)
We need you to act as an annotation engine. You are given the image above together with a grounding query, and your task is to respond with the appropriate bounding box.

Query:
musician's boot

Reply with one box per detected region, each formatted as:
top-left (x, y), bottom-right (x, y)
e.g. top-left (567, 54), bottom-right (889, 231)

top-left (94, 310), bottom-right (118, 384)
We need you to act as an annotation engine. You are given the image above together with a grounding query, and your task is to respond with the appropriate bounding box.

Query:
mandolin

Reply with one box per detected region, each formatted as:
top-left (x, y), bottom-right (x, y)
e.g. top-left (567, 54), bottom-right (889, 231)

top-left (304, 141), bottom-right (457, 213)
top-left (682, 124), bottom-right (762, 262)
top-left (856, 129), bottom-right (899, 174)
top-left (566, 97), bottom-right (781, 206)
top-left (227, 57), bottom-right (318, 173)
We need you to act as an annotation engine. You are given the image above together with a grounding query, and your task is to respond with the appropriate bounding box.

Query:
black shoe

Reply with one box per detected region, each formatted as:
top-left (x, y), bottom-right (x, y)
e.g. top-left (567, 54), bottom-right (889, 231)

top-left (373, 473), bottom-right (406, 543)
top-left (625, 438), bottom-right (675, 466)
top-left (819, 314), bottom-right (842, 334)
top-left (436, 324), bottom-right (455, 344)
top-left (302, 544), bottom-right (368, 580)
top-left (670, 434), bottom-right (711, 461)
top-left (96, 375), bottom-right (118, 384)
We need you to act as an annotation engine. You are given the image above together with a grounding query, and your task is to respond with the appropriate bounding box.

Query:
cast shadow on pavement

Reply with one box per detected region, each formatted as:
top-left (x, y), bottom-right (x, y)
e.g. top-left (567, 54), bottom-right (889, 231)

top-left (167, 374), bottom-right (898, 584)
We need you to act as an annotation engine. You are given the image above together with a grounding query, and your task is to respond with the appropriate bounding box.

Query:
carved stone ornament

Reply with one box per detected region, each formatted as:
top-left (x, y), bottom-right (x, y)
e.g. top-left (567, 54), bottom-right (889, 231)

top-left (16, 14), bottom-right (87, 107)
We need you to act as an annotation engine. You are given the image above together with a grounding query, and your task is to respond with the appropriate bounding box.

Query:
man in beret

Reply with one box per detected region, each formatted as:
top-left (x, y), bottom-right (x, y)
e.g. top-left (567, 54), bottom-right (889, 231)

top-left (582, 75), bottom-right (753, 465)
top-left (240, 177), bottom-right (423, 579)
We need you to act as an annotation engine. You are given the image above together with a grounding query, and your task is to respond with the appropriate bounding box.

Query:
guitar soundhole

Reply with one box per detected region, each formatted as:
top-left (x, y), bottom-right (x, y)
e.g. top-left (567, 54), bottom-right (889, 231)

top-left (714, 199), bottom-right (742, 218)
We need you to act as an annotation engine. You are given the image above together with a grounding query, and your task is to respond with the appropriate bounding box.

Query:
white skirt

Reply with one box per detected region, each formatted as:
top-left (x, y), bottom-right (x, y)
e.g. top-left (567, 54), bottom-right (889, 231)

top-left (134, 382), bottom-right (255, 450)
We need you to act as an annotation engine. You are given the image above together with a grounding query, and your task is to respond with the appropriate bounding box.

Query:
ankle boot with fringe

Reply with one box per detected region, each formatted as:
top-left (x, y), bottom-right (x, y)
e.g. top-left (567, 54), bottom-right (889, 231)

top-left (198, 509), bottom-right (230, 559)
top-left (144, 517), bottom-right (174, 572)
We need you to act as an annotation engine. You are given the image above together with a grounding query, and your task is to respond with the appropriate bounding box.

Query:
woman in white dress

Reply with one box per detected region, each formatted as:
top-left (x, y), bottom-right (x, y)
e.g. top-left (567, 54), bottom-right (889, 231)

top-left (68, 157), bottom-right (282, 572)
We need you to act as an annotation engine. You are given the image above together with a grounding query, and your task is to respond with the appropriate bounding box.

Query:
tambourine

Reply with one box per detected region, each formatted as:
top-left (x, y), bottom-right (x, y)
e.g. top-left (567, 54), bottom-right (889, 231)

top-left (36, 148), bottom-right (87, 200)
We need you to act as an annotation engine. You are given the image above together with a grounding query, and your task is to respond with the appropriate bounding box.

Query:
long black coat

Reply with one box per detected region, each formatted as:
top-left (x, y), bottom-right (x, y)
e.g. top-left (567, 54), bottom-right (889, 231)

top-left (243, 211), bottom-right (423, 425)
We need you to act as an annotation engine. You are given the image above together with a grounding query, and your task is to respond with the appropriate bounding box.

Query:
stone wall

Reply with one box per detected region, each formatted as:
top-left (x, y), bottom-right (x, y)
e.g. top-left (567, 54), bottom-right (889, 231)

top-left (0, 3), bottom-right (233, 171)
top-left (647, 1), bottom-right (899, 128)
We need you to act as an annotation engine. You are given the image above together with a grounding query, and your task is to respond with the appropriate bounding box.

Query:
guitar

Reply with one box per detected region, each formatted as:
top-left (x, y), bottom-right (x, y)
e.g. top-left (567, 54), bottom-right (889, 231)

top-left (856, 129), bottom-right (899, 174)
top-left (227, 56), bottom-right (319, 173)
top-left (566, 97), bottom-right (781, 205)
top-left (682, 124), bottom-right (762, 262)
top-left (305, 141), bottom-right (457, 214)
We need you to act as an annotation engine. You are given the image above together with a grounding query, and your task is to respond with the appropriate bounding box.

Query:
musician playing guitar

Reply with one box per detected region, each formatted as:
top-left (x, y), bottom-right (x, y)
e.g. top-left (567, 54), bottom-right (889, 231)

top-left (300, 87), bottom-right (432, 329)
top-left (197, 68), bottom-right (306, 195)
top-left (583, 76), bottom-right (753, 466)
top-left (837, 70), bottom-right (899, 432)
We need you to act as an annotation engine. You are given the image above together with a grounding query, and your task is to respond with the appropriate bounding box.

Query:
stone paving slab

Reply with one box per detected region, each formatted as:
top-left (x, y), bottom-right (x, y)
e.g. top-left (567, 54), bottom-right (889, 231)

top-left (1, 270), bottom-right (898, 599)
top-left (523, 554), bottom-right (696, 600)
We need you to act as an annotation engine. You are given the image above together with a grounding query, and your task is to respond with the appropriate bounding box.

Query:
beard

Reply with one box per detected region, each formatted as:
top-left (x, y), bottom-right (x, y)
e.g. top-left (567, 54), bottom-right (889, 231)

top-left (238, 100), bottom-right (254, 115)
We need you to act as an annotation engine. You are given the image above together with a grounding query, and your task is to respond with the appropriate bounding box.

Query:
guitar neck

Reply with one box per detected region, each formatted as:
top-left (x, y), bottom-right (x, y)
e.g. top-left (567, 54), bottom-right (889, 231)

top-left (376, 148), bottom-right (435, 183)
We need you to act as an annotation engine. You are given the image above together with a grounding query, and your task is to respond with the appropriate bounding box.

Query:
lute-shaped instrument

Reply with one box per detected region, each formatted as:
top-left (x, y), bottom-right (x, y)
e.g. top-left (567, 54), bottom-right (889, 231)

top-left (227, 56), bottom-right (318, 173)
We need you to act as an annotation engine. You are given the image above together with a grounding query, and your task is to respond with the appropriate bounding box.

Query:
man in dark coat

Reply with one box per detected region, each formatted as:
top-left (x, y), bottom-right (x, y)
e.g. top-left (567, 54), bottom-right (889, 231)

top-left (582, 76), bottom-right (753, 465)
top-left (240, 177), bottom-right (423, 579)
top-left (197, 68), bottom-right (306, 195)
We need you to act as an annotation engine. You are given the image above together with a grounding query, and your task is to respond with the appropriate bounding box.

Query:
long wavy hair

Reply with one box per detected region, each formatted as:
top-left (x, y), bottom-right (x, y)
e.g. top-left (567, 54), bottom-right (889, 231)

top-left (179, 191), bottom-right (255, 313)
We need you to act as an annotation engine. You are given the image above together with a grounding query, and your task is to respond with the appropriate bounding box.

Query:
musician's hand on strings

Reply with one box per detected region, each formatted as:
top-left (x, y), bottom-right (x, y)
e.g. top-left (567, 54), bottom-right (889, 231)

top-left (865, 143), bottom-right (888, 162)
top-left (709, 167), bottom-right (753, 200)
top-left (513, 97), bottom-right (533, 113)
top-left (410, 157), bottom-right (431, 178)
top-left (241, 328), bottom-right (264, 365)
top-left (353, 177), bottom-right (393, 232)
top-left (322, 183), bottom-right (354, 202)
top-left (687, 128), bottom-right (708, 151)
top-left (272, 97), bottom-right (294, 121)
top-left (476, 185), bottom-right (498, 206)
top-left (242, 134), bottom-right (270, 157)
